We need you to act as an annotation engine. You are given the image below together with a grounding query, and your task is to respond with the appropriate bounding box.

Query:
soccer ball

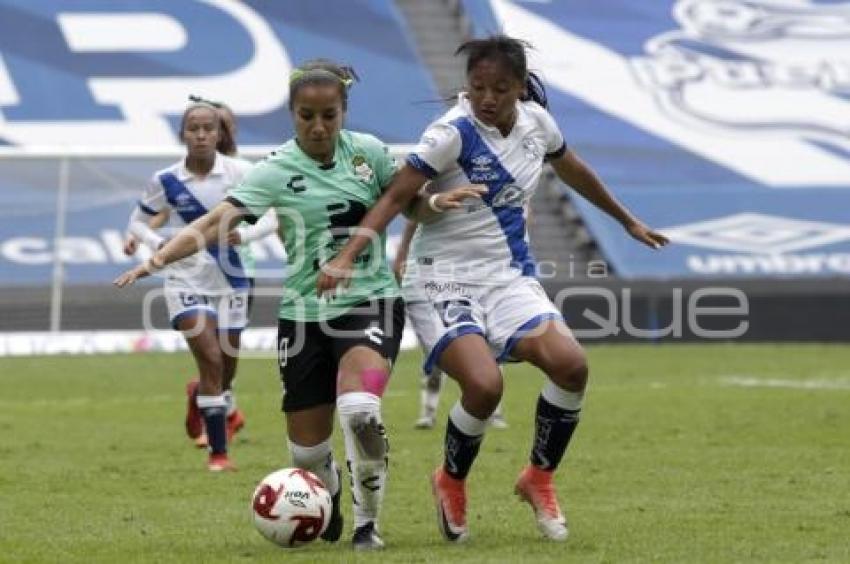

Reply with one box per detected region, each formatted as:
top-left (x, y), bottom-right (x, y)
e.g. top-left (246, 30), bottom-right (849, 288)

top-left (251, 467), bottom-right (332, 548)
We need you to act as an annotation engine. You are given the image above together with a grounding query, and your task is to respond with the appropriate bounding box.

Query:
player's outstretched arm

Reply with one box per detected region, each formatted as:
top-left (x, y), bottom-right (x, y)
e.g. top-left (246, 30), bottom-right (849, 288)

top-left (113, 201), bottom-right (244, 288)
top-left (550, 149), bottom-right (669, 250)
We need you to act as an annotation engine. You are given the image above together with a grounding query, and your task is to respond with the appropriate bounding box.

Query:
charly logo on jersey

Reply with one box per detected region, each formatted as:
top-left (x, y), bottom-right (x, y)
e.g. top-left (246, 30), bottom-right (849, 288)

top-left (630, 0), bottom-right (850, 154)
top-left (662, 213), bottom-right (850, 275)
top-left (351, 155), bottom-right (374, 183)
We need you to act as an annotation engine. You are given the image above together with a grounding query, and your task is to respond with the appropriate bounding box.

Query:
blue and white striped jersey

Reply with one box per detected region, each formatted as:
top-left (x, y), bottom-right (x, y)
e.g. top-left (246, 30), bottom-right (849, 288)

top-left (137, 152), bottom-right (254, 294)
top-left (405, 94), bottom-right (566, 285)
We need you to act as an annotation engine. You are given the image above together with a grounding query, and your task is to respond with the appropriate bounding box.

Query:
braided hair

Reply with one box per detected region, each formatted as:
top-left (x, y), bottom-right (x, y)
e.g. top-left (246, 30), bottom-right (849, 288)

top-left (455, 35), bottom-right (549, 109)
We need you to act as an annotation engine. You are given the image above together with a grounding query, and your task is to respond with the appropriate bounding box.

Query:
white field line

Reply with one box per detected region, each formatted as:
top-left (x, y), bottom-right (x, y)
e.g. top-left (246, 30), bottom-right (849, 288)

top-left (0, 389), bottom-right (409, 409)
top-left (719, 376), bottom-right (850, 391)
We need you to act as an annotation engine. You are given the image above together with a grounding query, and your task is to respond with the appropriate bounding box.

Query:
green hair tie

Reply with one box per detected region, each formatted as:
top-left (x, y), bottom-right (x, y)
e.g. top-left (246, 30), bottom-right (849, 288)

top-left (288, 69), bottom-right (307, 85)
top-left (289, 67), bottom-right (357, 89)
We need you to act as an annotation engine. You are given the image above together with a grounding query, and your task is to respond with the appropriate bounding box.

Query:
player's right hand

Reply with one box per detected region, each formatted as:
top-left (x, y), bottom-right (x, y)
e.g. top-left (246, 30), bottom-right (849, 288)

top-left (123, 236), bottom-right (139, 256)
top-left (433, 184), bottom-right (487, 211)
top-left (113, 257), bottom-right (161, 288)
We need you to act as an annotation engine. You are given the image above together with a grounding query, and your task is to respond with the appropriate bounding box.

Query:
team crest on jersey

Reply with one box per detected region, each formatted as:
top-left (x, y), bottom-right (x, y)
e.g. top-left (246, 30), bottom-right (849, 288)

top-left (521, 136), bottom-right (541, 160)
top-left (491, 184), bottom-right (525, 208)
top-left (351, 155), bottom-right (374, 183)
top-left (630, 0), bottom-right (850, 145)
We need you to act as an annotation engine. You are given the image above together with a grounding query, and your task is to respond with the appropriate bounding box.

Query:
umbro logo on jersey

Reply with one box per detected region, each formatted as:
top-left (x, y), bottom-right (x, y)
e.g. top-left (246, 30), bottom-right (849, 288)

top-left (661, 213), bottom-right (850, 255)
top-left (471, 155), bottom-right (493, 170)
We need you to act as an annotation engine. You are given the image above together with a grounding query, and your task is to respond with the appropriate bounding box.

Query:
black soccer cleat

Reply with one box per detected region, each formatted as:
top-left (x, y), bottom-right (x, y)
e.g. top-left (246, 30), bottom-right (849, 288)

top-left (320, 466), bottom-right (343, 542)
top-left (352, 521), bottom-right (384, 550)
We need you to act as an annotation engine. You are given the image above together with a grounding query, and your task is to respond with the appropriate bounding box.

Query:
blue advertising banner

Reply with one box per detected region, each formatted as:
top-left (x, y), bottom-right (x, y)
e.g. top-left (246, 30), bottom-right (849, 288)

top-left (0, 0), bottom-right (441, 146)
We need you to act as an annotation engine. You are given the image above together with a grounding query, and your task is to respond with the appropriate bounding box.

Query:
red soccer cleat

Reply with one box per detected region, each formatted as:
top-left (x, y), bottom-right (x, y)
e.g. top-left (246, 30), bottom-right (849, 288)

top-left (207, 453), bottom-right (236, 472)
top-left (514, 465), bottom-right (568, 541)
top-left (431, 466), bottom-right (468, 542)
top-left (185, 378), bottom-right (204, 441)
top-left (226, 409), bottom-right (245, 442)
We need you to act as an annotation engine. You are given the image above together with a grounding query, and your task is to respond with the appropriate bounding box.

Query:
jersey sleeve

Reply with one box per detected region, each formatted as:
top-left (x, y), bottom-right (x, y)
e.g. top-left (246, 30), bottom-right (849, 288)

top-left (226, 161), bottom-right (282, 224)
top-left (137, 174), bottom-right (167, 215)
top-left (535, 105), bottom-right (567, 160)
top-left (406, 122), bottom-right (461, 179)
top-left (374, 141), bottom-right (398, 190)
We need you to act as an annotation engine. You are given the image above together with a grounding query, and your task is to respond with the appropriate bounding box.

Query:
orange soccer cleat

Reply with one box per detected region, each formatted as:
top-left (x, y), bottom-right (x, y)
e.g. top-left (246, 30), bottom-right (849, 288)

top-left (226, 409), bottom-right (245, 442)
top-left (184, 378), bottom-right (204, 441)
top-left (207, 453), bottom-right (236, 472)
top-left (514, 465), bottom-right (568, 541)
top-left (431, 466), bottom-right (468, 542)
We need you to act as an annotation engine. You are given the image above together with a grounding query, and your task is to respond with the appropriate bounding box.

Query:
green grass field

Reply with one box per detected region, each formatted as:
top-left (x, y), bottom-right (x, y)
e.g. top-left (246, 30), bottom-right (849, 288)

top-left (2, 344), bottom-right (849, 563)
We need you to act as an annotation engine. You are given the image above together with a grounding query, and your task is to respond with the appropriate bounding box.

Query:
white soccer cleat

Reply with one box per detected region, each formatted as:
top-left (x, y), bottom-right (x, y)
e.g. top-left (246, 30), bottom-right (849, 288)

top-left (414, 415), bottom-right (436, 429)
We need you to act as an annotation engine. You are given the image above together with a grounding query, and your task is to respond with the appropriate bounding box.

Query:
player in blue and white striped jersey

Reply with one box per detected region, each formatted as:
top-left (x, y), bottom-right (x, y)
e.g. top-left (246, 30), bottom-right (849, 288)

top-left (318, 35), bottom-right (668, 542)
top-left (125, 99), bottom-right (276, 471)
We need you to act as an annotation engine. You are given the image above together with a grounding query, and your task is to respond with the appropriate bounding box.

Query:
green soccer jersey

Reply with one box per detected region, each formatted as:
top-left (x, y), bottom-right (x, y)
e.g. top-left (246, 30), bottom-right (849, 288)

top-left (229, 130), bottom-right (400, 321)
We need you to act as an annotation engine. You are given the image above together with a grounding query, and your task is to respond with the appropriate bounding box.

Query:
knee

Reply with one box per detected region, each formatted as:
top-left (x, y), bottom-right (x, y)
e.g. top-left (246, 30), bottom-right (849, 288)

top-left (563, 355), bottom-right (589, 391)
top-left (548, 351), bottom-right (588, 392)
top-left (461, 369), bottom-right (503, 412)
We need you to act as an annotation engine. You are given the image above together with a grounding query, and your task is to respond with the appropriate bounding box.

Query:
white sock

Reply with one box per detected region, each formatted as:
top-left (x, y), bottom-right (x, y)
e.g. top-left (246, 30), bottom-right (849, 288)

top-left (337, 391), bottom-right (387, 529)
top-left (449, 401), bottom-right (489, 436)
top-left (288, 439), bottom-right (340, 496)
top-left (542, 380), bottom-right (585, 411)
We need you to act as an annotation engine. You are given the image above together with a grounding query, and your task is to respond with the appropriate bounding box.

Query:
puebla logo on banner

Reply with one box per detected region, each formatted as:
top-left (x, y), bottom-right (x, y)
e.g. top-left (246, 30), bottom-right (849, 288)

top-left (492, 0), bottom-right (850, 188)
top-left (630, 0), bottom-right (850, 186)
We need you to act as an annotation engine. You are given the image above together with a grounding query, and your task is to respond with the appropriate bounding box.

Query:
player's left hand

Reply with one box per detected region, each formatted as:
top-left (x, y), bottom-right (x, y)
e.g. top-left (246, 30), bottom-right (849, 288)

top-left (316, 254), bottom-right (354, 297)
top-left (626, 221), bottom-right (669, 250)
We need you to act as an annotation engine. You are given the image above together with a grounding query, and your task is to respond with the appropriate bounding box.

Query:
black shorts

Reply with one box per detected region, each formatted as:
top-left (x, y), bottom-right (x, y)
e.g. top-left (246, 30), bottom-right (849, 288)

top-left (277, 297), bottom-right (405, 412)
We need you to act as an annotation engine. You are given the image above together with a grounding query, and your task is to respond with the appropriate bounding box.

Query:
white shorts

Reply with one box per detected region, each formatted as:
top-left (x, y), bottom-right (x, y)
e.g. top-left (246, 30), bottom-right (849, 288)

top-left (403, 277), bottom-right (562, 374)
top-left (164, 283), bottom-right (251, 331)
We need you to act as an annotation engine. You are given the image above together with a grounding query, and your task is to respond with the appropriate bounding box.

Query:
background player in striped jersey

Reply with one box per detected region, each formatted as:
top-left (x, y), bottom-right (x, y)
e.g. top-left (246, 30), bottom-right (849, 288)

top-left (121, 98), bottom-right (276, 471)
top-left (123, 96), bottom-right (266, 449)
top-left (317, 35), bottom-right (668, 543)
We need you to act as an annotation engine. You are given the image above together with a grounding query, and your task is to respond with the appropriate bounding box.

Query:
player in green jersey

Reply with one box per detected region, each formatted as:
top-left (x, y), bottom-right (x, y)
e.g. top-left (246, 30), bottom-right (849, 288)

top-left (114, 59), bottom-right (482, 550)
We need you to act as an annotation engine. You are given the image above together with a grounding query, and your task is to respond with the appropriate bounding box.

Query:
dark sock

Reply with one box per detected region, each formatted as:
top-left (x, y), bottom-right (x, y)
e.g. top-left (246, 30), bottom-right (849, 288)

top-left (201, 406), bottom-right (227, 455)
top-left (444, 417), bottom-right (483, 480)
top-left (531, 395), bottom-right (580, 471)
